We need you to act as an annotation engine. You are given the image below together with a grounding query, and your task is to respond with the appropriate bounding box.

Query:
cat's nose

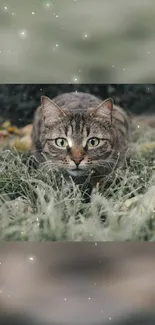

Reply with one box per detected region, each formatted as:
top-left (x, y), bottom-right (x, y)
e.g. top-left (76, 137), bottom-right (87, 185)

top-left (72, 156), bottom-right (83, 166)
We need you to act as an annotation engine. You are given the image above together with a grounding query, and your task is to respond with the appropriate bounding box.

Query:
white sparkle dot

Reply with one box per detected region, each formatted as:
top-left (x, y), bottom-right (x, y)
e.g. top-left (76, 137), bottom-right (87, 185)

top-left (88, 297), bottom-right (91, 300)
top-left (112, 65), bottom-right (115, 68)
top-left (137, 125), bottom-right (140, 128)
top-left (148, 51), bottom-right (150, 54)
top-left (32, 11), bottom-right (35, 15)
top-left (19, 30), bottom-right (27, 38)
top-left (56, 44), bottom-right (58, 47)
top-left (56, 15), bottom-right (59, 18)
top-left (4, 6), bottom-right (8, 10)
top-left (64, 298), bottom-right (67, 301)
top-left (109, 317), bottom-right (112, 320)
top-left (0, 262), bottom-right (1, 265)
top-left (84, 34), bottom-right (88, 38)
top-left (29, 256), bottom-right (34, 261)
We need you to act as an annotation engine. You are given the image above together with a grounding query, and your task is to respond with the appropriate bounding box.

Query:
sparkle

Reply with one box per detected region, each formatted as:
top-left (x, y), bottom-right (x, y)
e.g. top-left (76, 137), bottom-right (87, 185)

top-left (64, 298), bottom-right (67, 301)
top-left (44, 2), bottom-right (53, 9)
top-left (32, 11), bottom-right (35, 15)
top-left (29, 256), bottom-right (35, 261)
top-left (148, 51), bottom-right (150, 54)
top-left (109, 317), bottom-right (112, 320)
top-left (88, 297), bottom-right (91, 300)
top-left (137, 125), bottom-right (140, 128)
top-left (52, 44), bottom-right (59, 52)
top-left (112, 65), bottom-right (115, 68)
top-left (4, 6), bottom-right (8, 10)
top-left (19, 30), bottom-right (27, 38)
top-left (56, 15), bottom-right (59, 18)
top-left (73, 77), bottom-right (78, 82)
top-left (82, 33), bottom-right (90, 40)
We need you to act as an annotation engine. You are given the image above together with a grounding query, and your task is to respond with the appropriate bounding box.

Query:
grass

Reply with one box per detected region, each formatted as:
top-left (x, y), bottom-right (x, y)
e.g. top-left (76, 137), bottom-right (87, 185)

top-left (1, 121), bottom-right (155, 241)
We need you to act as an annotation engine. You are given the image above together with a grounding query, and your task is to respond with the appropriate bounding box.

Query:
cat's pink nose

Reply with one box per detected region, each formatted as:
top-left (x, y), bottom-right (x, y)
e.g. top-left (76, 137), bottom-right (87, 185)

top-left (72, 156), bottom-right (83, 166)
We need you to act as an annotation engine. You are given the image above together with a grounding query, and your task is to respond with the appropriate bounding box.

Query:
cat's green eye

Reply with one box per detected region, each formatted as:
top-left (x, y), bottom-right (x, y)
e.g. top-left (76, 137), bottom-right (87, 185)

top-left (55, 138), bottom-right (68, 148)
top-left (87, 137), bottom-right (100, 148)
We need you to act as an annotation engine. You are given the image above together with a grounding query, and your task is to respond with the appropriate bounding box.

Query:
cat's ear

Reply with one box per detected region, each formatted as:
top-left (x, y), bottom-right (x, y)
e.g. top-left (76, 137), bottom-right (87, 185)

top-left (41, 96), bottom-right (66, 125)
top-left (88, 98), bottom-right (113, 121)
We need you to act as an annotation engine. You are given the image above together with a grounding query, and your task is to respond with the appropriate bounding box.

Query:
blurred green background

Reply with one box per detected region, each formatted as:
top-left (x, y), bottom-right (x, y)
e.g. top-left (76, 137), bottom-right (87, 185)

top-left (1, 0), bottom-right (155, 83)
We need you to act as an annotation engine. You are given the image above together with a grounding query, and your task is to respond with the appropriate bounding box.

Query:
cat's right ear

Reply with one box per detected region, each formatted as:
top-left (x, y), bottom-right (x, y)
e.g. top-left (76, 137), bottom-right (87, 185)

top-left (41, 96), bottom-right (66, 126)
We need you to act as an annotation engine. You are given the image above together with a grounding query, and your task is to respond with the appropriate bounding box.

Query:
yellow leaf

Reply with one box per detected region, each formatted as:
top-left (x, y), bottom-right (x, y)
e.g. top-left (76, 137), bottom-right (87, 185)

top-left (1, 120), bottom-right (11, 129)
top-left (7, 126), bottom-right (21, 135)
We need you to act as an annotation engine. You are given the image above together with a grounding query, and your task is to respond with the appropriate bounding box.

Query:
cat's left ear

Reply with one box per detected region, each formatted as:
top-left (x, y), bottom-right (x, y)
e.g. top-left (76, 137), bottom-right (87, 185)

top-left (89, 98), bottom-right (113, 121)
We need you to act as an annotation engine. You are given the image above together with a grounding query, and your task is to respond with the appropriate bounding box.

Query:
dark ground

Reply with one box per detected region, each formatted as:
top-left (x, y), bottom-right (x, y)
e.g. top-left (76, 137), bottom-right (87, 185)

top-left (0, 84), bottom-right (155, 127)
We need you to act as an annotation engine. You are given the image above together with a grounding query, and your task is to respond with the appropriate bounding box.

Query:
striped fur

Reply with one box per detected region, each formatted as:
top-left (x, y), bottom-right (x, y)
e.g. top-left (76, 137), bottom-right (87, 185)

top-left (32, 92), bottom-right (130, 186)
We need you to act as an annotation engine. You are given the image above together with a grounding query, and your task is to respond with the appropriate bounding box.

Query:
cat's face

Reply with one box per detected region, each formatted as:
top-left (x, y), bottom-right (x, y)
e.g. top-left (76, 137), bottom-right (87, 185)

top-left (41, 96), bottom-right (116, 178)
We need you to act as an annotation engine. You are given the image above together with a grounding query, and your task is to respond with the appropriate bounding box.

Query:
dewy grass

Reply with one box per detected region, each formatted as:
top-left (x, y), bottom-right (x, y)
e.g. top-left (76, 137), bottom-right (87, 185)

top-left (0, 123), bottom-right (155, 241)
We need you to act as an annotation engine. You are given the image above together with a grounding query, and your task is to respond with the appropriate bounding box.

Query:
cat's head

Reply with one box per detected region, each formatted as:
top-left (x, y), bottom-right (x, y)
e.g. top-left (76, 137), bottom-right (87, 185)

top-left (40, 96), bottom-right (119, 178)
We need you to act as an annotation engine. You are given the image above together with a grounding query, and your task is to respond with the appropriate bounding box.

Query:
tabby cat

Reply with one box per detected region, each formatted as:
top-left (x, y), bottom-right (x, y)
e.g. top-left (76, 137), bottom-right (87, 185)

top-left (32, 92), bottom-right (130, 187)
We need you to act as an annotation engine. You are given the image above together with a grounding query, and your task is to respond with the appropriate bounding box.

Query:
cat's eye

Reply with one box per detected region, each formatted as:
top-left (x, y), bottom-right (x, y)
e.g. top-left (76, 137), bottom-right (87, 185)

top-left (87, 137), bottom-right (100, 147)
top-left (55, 138), bottom-right (68, 148)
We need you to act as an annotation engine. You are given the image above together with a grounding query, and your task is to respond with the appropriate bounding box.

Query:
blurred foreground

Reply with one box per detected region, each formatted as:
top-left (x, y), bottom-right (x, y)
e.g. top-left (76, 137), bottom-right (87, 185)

top-left (0, 243), bottom-right (155, 324)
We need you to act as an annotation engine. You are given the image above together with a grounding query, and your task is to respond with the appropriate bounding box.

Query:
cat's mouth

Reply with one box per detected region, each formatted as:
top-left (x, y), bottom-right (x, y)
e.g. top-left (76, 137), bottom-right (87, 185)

top-left (67, 168), bottom-right (86, 177)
